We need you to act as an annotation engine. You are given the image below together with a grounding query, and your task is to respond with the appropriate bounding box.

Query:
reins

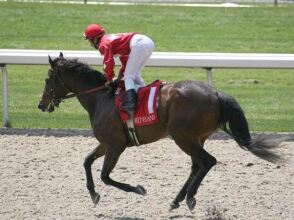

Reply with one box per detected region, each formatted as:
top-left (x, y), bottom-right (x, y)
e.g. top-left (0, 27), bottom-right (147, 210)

top-left (59, 84), bottom-right (107, 101)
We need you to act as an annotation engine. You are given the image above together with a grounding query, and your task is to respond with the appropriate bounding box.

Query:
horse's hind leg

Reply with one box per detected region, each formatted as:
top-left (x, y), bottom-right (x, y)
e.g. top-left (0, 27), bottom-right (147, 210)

top-left (185, 149), bottom-right (216, 211)
top-left (84, 144), bottom-right (105, 205)
top-left (170, 159), bottom-right (199, 210)
top-left (100, 146), bottom-right (147, 196)
top-left (171, 137), bottom-right (216, 211)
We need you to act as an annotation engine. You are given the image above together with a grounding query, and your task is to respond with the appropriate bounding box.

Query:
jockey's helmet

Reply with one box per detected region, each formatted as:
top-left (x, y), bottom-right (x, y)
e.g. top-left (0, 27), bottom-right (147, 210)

top-left (83, 24), bottom-right (105, 40)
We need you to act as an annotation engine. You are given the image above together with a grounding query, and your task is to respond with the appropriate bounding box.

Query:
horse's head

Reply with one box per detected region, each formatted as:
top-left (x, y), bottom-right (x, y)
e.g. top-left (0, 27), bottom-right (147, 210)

top-left (38, 52), bottom-right (70, 112)
top-left (38, 52), bottom-right (107, 113)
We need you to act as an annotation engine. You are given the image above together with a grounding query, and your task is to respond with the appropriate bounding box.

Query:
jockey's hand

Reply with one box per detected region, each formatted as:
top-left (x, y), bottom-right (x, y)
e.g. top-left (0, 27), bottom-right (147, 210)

top-left (105, 79), bottom-right (116, 96)
top-left (111, 75), bottom-right (123, 89)
top-left (116, 74), bottom-right (123, 82)
top-left (104, 79), bottom-right (113, 88)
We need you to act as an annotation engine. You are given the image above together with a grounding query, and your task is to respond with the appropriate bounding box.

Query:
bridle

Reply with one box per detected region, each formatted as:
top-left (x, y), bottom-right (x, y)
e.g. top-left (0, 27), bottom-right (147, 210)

top-left (46, 67), bottom-right (107, 108)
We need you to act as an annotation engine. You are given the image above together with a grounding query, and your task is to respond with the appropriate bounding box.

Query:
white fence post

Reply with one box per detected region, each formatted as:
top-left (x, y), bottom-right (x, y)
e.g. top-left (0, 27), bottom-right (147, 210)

top-left (205, 67), bottom-right (213, 86)
top-left (1, 64), bottom-right (9, 127)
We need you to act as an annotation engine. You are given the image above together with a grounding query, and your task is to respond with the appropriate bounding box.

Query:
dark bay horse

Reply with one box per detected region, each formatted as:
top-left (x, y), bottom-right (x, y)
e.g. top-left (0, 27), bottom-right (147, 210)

top-left (38, 53), bottom-right (284, 211)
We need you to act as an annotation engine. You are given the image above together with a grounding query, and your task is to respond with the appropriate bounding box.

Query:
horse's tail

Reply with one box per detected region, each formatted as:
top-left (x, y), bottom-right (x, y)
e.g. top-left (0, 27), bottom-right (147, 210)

top-left (216, 92), bottom-right (284, 164)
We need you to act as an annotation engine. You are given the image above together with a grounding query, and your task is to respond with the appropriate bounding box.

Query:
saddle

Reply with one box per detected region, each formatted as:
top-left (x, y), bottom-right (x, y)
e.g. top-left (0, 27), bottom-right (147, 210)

top-left (114, 80), bottom-right (163, 145)
top-left (115, 80), bottom-right (163, 126)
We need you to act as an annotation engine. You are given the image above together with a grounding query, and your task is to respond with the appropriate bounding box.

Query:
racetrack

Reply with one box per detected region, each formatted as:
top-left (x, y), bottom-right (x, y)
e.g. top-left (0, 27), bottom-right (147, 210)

top-left (0, 130), bottom-right (293, 220)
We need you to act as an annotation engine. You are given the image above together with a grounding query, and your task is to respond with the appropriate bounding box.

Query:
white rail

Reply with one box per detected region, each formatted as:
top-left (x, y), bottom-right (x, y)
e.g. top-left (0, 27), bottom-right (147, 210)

top-left (1, 49), bottom-right (294, 127)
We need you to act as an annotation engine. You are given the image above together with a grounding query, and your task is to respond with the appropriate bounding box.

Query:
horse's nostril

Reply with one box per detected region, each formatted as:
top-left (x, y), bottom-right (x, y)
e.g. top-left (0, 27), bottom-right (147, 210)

top-left (38, 103), bottom-right (43, 110)
top-left (48, 104), bottom-right (55, 112)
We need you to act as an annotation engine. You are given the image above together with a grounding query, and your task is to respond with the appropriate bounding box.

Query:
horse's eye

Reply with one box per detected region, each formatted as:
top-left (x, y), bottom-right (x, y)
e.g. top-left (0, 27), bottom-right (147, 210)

top-left (45, 75), bottom-right (55, 84)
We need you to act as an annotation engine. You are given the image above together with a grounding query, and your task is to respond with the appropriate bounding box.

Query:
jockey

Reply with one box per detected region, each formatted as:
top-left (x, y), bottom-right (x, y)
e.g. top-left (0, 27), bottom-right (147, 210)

top-left (83, 23), bottom-right (155, 113)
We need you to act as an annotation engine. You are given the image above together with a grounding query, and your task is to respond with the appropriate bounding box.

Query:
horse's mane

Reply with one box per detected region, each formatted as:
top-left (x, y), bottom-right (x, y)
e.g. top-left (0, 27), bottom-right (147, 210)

top-left (59, 58), bottom-right (107, 87)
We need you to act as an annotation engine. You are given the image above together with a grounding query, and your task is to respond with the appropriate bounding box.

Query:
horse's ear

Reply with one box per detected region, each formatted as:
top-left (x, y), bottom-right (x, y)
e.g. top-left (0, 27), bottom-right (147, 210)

top-left (48, 55), bottom-right (54, 68)
top-left (59, 52), bottom-right (64, 58)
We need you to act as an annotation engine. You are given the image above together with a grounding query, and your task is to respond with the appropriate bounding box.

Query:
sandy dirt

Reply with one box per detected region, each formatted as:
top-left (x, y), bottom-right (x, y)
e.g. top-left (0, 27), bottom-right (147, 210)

top-left (0, 129), bottom-right (293, 220)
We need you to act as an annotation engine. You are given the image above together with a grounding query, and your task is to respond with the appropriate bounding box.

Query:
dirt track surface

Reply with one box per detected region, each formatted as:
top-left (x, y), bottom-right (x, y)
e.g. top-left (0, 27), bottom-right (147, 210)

top-left (0, 129), bottom-right (293, 220)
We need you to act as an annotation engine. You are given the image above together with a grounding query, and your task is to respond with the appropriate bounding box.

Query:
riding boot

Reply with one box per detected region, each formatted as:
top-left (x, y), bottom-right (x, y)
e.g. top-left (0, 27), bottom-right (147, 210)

top-left (121, 89), bottom-right (137, 112)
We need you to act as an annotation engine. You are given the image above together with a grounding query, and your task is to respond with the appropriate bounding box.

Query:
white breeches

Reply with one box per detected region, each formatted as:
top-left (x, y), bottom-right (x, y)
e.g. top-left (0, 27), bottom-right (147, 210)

top-left (124, 34), bottom-right (154, 91)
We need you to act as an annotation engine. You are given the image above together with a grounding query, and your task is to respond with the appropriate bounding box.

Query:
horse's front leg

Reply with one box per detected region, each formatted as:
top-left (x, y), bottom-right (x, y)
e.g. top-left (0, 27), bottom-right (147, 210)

top-left (84, 144), bottom-right (105, 205)
top-left (101, 146), bottom-right (147, 196)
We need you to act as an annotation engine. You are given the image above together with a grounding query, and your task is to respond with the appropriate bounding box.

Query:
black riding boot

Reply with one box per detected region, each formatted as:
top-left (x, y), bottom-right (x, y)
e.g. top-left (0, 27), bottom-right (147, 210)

top-left (121, 89), bottom-right (137, 112)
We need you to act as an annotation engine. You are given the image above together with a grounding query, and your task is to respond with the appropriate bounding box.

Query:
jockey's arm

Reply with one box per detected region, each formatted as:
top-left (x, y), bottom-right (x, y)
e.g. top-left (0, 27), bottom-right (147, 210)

top-left (100, 45), bottom-right (115, 81)
top-left (118, 55), bottom-right (128, 79)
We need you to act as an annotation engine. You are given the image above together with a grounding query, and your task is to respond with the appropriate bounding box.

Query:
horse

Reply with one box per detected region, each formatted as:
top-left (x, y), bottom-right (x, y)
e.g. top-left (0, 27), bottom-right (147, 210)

top-left (38, 52), bottom-right (284, 211)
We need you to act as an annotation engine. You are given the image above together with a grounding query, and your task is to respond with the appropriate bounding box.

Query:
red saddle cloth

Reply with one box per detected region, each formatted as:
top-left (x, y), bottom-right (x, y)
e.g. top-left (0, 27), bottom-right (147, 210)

top-left (115, 80), bottom-right (163, 126)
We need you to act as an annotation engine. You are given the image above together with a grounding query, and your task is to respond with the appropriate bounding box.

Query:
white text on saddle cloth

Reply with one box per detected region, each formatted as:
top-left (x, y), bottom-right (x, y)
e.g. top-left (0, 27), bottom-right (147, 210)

top-left (134, 113), bottom-right (157, 125)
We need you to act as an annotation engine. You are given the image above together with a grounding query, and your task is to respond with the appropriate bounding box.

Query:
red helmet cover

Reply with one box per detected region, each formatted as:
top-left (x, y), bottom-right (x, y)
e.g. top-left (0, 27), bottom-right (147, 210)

top-left (84, 24), bottom-right (105, 39)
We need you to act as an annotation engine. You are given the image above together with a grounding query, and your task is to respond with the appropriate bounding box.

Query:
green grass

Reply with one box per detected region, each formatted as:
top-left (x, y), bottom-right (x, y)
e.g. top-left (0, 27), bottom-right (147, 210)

top-left (0, 2), bottom-right (294, 131)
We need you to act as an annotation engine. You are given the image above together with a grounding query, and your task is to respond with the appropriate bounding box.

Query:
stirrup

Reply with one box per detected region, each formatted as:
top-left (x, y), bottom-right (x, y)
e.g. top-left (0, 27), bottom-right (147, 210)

top-left (126, 112), bottom-right (140, 146)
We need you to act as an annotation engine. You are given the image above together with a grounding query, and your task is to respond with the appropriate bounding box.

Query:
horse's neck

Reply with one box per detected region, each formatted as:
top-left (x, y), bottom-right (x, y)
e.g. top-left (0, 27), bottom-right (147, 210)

top-left (77, 91), bottom-right (110, 116)
top-left (63, 68), bottom-right (108, 116)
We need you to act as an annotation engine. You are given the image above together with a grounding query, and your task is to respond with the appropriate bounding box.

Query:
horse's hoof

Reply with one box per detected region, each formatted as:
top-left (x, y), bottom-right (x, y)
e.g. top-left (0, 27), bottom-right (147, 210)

top-left (169, 201), bottom-right (180, 211)
top-left (186, 197), bottom-right (196, 211)
top-left (135, 185), bottom-right (147, 196)
top-left (91, 192), bottom-right (100, 207)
